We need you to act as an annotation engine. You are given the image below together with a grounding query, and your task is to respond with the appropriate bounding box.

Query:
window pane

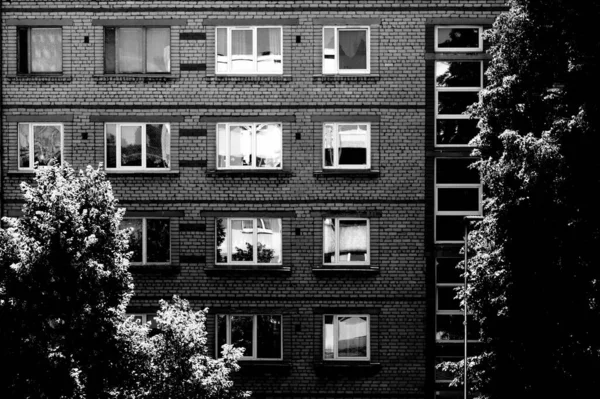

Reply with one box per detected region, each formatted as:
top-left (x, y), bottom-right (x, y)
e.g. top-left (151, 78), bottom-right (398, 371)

top-left (146, 219), bottom-right (170, 263)
top-left (256, 124), bottom-right (281, 168)
top-left (323, 27), bottom-right (336, 74)
top-left (231, 316), bottom-right (253, 357)
top-left (323, 218), bottom-right (335, 264)
top-left (216, 218), bottom-right (228, 263)
top-left (339, 220), bottom-right (368, 262)
top-left (231, 30), bottom-right (253, 72)
top-left (436, 258), bottom-right (463, 284)
top-left (436, 216), bottom-right (465, 242)
top-left (323, 315), bottom-right (334, 359)
top-left (106, 124), bottom-right (117, 168)
top-left (217, 315), bottom-right (227, 356)
top-left (120, 125), bottom-right (142, 167)
top-left (146, 28), bottom-right (170, 73)
top-left (217, 124), bottom-right (227, 168)
top-left (438, 286), bottom-right (461, 311)
top-left (436, 158), bottom-right (479, 184)
top-left (436, 61), bottom-right (481, 87)
top-left (118, 28), bottom-right (143, 73)
top-left (18, 28), bottom-right (29, 74)
top-left (30, 28), bottom-right (62, 73)
top-left (337, 316), bottom-right (368, 358)
top-left (436, 315), bottom-right (478, 341)
top-left (338, 124), bottom-right (368, 166)
top-left (231, 219), bottom-right (254, 262)
top-left (438, 92), bottom-right (479, 115)
top-left (216, 28), bottom-right (228, 73)
top-left (146, 124), bottom-right (169, 168)
top-left (338, 30), bottom-right (367, 70)
top-left (229, 125), bottom-right (252, 167)
top-left (257, 315), bottom-right (281, 359)
top-left (104, 27), bottom-right (116, 73)
top-left (33, 125), bottom-right (61, 166)
top-left (257, 28), bottom-right (282, 73)
top-left (437, 188), bottom-right (480, 212)
top-left (436, 119), bottom-right (479, 145)
top-left (437, 27), bottom-right (480, 49)
top-left (121, 219), bottom-right (143, 263)
top-left (19, 124), bottom-right (30, 168)
top-left (436, 356), bottom-right (462, 381)
top-left (257, 218), bottom-right (281, 264)
top-left (323, 124), bottom-right (335, 167)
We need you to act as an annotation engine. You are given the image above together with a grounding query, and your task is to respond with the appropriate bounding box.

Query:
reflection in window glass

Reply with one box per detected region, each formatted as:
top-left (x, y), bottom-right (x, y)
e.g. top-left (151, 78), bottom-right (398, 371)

top-left (438, 92), bottom-right (479, 115)
top-left (436, 27), bottom-right (481, 50)
top-left (105, 123), bottom-right (170, 170)
top-left (217, 123), bottom-right (282, 169)
top-left (217, 314), bottom-right (282, 360)
top-left (323, 123), bottom-right (370, 168)
top-left (19, 124), bottom-right (30, 168)
top-left (18, 123), bottom-right (63, 169)
top-left (121, 218), bottom-right (170, 264)
top-left (146, 124), bottom-right (170, 168)
top-left (231, 315), bottom-right (254, 357)
top-left (217, 218), bottom-right (282, 265)
top-left (120, 125), bottom-right (143, 167)
top-left (121, 218), bottom-right (143, 263)
top-left (324, 218), bottom-right (369, 265)
top-left (216, 27), bottom-right (282, 74)
top-left (436, 119), bottom-right (479, 146)
top-left (436, 61), bottom-right (481, 87)
top-left (323, 315), bottom-right (369, 360)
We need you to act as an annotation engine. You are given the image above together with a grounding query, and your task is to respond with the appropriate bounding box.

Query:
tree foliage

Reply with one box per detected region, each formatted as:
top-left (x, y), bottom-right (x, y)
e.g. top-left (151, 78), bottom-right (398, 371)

top-left (440, 1), bottom-right (600, 398)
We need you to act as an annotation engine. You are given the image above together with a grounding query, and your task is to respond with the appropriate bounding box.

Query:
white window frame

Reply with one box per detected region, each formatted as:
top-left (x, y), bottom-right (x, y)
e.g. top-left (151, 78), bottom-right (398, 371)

top-left (216, 314), bottom-right (283, 361)
top-left (434, 158), bottom-right (482, 244)
top-left (434, 25), bottom-right (483, 52)
top-left (434, 61), bottom-right (483, 147)
top-left (216, 122), bottom-right (283, 170)
top-left (323, 217), bottom-right (370, 266)
top-left (322, 122), bottom-right (371, 169)
top-left (104, 123), bottom-right (171, 171)
top-left (323, 314), bottom-right (370, 361)
top-left (123, 217), bottom-right (171, 265)
top-left (17, 122), bottom-right (64, 170)
top-left (128, 313), bottom-right (157, 326)
top-left (322, 26), bottom-right (370, 75)
top-left (215, 26), bottom-right (283, 75)
top-left (216, 218), bottom-right (283, 265)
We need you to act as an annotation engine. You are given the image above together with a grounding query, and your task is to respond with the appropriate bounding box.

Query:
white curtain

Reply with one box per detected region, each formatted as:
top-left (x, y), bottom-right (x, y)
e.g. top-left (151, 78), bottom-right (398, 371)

top-left (30, 28), bottom-right (62, 72)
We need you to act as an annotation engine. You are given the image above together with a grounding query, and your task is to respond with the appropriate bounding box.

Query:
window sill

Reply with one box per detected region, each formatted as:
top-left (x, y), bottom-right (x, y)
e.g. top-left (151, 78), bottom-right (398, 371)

top-left (312, 267), bottom-right (379, 275)
top-left (7, 170), bottom-right (35, 175)
top-left (5, 74), bottom-right (72, 83)
top-left (313, 170), bottom-right (380, 178)
top-left (237, 361), bottom-right (291, 375)
top-left (105, 170), bottom-right (179, 176)
top-left (207, 169), bottom-right (292, 177)
top-left (93, 74), bottom-right (179, 82)
top-left (314, 361), bottom-right (381, 376)
top-left (205, 265), bottom-right (291, 275)
top-left (209, 75), bottom-right (293, 82)
top-left (313, 74), bottom-right (380, 82)
top-left (129, 264), bottom-right (180, 274)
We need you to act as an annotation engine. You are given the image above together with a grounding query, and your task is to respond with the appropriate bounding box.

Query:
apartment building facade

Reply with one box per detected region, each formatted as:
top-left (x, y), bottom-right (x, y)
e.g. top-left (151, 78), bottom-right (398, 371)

top-left (1, 1), bottom-right (505, 397)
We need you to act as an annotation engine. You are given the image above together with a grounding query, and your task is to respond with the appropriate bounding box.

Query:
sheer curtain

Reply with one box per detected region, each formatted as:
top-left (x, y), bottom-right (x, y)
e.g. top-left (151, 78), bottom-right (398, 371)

top-left (146, 28), bottom-right (170, 73)
top-left (118, 28), bottom-right (143, 73)
top-left (30, 28), bottom-right (62, 72)
top-left (338, 30), bottom-right (366, 70)
top-left (231, 29), bottom-right (253, 72)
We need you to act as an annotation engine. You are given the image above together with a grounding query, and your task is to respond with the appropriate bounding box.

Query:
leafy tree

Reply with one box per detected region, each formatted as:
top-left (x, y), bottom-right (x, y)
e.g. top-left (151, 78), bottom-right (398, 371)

top-left (113, 296), bottom-right (249, 399)
top-left (440, 1), bottom-right (600, 398)
top-left (0, 164), bottom-right (133, 398)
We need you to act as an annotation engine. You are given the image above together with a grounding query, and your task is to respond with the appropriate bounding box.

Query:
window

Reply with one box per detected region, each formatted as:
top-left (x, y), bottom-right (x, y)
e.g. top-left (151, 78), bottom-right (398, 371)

top-left (323, 218), bottom-right (369, 265)
top-left (17, 27), bottom-right (63, 73)
top-left (216, 218), bottom-right (282, 265)
top-left (434, 26), bottom-right (483, 52)
top-left (120, 218), bottom-right (170, 264)
top-left (323, 315), bottom-right (370, 360)
top-left (105, 123), bottom-right (170, 170)
top-left (18, 123), bottom-right (63, 169)
top-left (128, 313), bottom-right (158, 329)
top-left (104, 27), bottom-right (170, 73)
top-left (216, 314), bottom-right (282, 360)
top-left (323, 123), bottom-right (370, 168)
top-left (216, 27), bottom-right (282, 74)
top-left (435, 158), bottom-right (482, 243)
top-left (323, 27), bottom-right (370, 74)
top-left (217, 123), bottom-right (282, 169)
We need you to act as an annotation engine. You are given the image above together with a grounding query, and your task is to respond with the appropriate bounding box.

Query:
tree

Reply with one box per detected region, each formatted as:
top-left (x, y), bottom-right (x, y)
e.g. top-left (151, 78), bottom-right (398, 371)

top-left (0, 164), bottom-right (133, 398)
top-left (113, 296), bottom-right (249, 399)
top-left (440, 1), bottom-right (600, 398)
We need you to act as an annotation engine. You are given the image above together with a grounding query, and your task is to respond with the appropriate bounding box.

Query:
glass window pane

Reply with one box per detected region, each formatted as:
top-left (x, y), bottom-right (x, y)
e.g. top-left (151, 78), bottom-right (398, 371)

top-left (106, 124), bottom-right (117, 168)
top-left (436, 356), bottom-right (462, 381)
top-left (120, 125), bottom-right (142, 167)
top-left (30, 28), bottom-right (62, 73)
top-left (436, 216), bottom-right (465, 242)
top-left (338, 124), bottom-right (367, 166)
top-left (146, 28), bottom-right (170, 73)
top-left (229, 125), bottom-right (252, 167)
top-left (257, 315), bottom-right (282, 359)
top-left (231, 219), bottom-right (254, 262)
top-left (323, 315), bottom-right (334, 359)
top-left (19, 124), bottom-right (30, 168)
top-left (323, 124), bottom-right (335, 167)
top-left (146, 219), bottom-right (170, 263)
top-left (121, 219), bottom-right (143, 263)
top-left (257, 218), bottom-right (281, 264)
top-left (216, 218), bottom-right (228, 263)
top-left (337, 316), bottom-right (368, 358)
top-left (436, 158), bottom-right (479, 184)
top-left (217, 124), bottom-right (227, 168)
top-left (437, 27), bottom-right (480, 49)
top-left (104, 27), bottom-right (116, 73)
top-left (436, 258), bottom-right (463, 284)
top-left (231, 316), bottom-right (253, 357)
top-left (338, 30), bottom-right (367, 70)
top-left (436, 61), bottom-right (481, 87)
top-left (339, 220), bottom-right (368, 262)
top-left (146, 124), bottom-right (169, 168)
top-left (216, 28), bottom-right (228, 73)
top-left (436, 315), bottom-right (477, 341)
top-left (217, 315), bottom-right (227, 357)
top-left (256, 124), bottom-right (281, 168)
top-left (436, 119), bottom-right (479, 145)
top-left (257, 28), bottom-right (282, 73)
top-left (438, 92), bottom-right (479, 115)
top-left (437, 188), bottom-right (480, 212)
top-left (33, 125), bottom-right (61, 166)
top-left (118, 28), bottom-right (143, 73)
top-left (323, 218), bottom-right (335, 264)
top-left (231, 30), bottom-right (253, 72)
top-left (438, 286), bottom-right (461, 311)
